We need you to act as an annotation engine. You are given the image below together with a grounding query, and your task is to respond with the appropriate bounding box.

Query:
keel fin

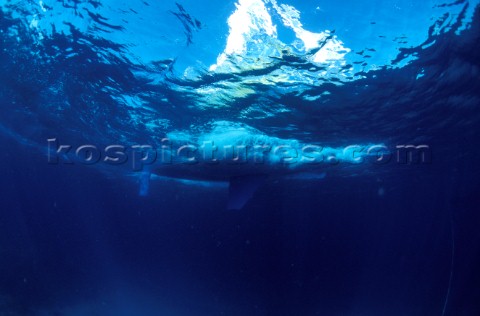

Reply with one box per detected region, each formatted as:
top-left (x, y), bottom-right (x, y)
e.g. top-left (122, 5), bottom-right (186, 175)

top-left (228, 174), bottom-right (267, 210)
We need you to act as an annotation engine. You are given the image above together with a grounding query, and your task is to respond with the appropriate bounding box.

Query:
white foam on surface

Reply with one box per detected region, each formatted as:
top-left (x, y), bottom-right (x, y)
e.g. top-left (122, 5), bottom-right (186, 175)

top-left (210, 0), bottom-right (350, 72)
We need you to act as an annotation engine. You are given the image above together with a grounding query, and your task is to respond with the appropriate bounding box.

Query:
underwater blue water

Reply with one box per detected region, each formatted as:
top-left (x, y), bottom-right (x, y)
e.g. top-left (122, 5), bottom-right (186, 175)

top-left (1, 0), bottom-right (480, 315)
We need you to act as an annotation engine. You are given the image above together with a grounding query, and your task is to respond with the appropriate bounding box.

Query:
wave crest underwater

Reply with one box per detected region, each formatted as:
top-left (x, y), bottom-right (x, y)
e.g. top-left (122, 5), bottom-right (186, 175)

top-left (1, 1), bottom-right (480, 315)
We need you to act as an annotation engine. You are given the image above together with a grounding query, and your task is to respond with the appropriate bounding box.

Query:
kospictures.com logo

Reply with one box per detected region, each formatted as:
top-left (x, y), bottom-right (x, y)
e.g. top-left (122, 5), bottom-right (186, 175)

top-left (47, 138), bottom-right (432, 171)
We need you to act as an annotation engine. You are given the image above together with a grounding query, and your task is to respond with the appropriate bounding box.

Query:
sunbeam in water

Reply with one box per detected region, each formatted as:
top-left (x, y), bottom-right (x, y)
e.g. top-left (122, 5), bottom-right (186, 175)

top-left (1, 0), bottom-right (480, 315)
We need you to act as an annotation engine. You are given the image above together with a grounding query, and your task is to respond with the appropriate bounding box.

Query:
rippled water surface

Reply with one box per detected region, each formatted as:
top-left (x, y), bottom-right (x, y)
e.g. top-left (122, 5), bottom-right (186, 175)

top-left (1, 0), bottom-right (480, 315)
